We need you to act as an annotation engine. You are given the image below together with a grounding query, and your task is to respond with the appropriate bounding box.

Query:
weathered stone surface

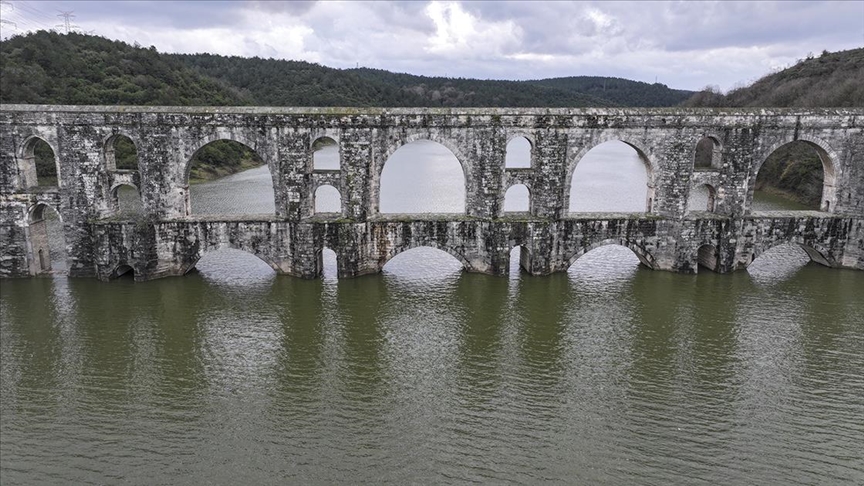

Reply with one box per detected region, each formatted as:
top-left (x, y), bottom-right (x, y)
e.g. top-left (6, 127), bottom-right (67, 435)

top-left (1, 105), bottom-right (862, 280)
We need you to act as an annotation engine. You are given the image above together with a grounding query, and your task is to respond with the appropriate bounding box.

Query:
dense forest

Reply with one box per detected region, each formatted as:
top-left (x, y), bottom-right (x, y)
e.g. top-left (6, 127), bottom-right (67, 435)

top-left (1, 31), bottom-right (693, 108)
top-left (684, 48), bottom-right (863, 209)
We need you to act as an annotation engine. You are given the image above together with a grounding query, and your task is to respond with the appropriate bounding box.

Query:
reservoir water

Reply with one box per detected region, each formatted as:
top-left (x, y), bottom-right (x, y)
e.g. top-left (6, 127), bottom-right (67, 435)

top-left (2, 142), bottom-right (863, 484)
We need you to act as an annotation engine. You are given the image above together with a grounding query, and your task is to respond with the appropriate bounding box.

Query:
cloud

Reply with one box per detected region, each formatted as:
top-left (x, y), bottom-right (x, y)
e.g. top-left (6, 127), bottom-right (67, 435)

top-left (424, 1), bottom-right (522, 58)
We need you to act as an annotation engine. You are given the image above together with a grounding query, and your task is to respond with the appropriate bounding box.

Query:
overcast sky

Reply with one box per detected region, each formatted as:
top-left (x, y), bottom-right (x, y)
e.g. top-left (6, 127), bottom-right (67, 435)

top-left (1, 0), bottom-right (862, 91)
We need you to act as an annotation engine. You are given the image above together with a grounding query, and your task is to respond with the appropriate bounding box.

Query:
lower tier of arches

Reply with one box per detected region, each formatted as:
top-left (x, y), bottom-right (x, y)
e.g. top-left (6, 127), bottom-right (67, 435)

top-left (1, 213), bottom-right (862, 281)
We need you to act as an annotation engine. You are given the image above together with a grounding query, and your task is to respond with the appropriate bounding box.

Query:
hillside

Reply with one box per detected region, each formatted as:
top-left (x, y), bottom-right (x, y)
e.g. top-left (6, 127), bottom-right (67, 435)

top-left (527, 76), bottom-right (693, 107)
top-left (683, 48), bottom-right (864, 108)
top-left (0, 31), bottom-right (248, 106)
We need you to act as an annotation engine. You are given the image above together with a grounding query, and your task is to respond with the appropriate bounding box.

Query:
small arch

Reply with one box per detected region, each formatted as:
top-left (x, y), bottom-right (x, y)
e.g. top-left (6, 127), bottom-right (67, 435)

top-left (379, 139), bottom-right (467, 214)
top-left (314, 184), bottom-right (342, 214)
top-left (104, 133), bottom-right (139, 171)
top-left (109, 264), bottom-right (135, 280)
top-left (312, 136), bottom-right (340, 170)
top-left (566, 240), bottom-right (656, 269)
top-left (503, 184), bottom-right (530, 213)
top-left (687, 184), bottom-right (717, 213)
top-left (567, 140), bottom-right (654, 213)
top-left (505, 136), bottom-right (532, 168)
top-left (381, 245), bottom-right (471, 274)
top-left (19, 136), bottom-right (61, 188)
top-left (27, 202), bottom-right (66, 275)
top-left (109, 183), bottom-right (145, 218)
top-left (318, 247), bottom-right (338, 279)
top-left (694, 136), bottom-right (721, 170)
top-left (751, 139), bottom-right (837, 212)
top-left (509, 245), bottom-right (530, 276)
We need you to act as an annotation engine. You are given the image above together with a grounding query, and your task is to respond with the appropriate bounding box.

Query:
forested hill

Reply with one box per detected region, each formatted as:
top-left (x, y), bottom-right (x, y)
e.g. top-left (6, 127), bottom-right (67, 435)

top-left (1, 31), bottom-right (693, 107)
top-left (683, 47), bottom-right (864, 107)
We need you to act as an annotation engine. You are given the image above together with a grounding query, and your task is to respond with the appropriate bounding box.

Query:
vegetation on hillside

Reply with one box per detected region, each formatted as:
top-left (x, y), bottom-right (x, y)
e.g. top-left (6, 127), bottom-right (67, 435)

top-left (683, 48), bottom-right (864, 108)
top-left (755, 142), bottom-right (824, 208)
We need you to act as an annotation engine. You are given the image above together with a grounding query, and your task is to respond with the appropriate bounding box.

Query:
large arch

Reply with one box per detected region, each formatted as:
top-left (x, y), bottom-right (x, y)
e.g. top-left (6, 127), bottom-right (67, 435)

top-left (180, 247), bottom-right (281, 275)
top-left (27, 202), bottom-right (66, 275)
top-left (565, 138), bottom-right (656, 213)
top-left (747, 241), bottom-right (834, 269)
top-left (378, 243), bottom-right (473, 273)
top-left (18, 135), bottom-right (61, 189)
top-left (184, 137), bottom-right (275, 216)
top-left (564, 239), bottom-right (657, 270)
top-left (749, 137), bottom-right (838, 213)
top-left (377, 137), bottom-right (468, 214)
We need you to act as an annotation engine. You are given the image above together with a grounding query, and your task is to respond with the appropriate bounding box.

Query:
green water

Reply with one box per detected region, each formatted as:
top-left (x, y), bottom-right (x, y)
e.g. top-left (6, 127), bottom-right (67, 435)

top-left (2, 143), bottom-right (862, 484)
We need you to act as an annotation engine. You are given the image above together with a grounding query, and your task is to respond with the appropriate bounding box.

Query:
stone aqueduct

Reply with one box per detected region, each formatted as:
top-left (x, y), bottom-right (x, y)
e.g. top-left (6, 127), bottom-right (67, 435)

top-left (0, 104), bottom-right (862, 281)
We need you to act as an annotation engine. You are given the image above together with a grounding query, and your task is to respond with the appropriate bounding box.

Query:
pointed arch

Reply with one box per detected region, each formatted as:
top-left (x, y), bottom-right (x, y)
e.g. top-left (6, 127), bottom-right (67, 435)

top-left (26, 202), bottom-right (66, 275)
top-left (181, 247), bottom-right (281, 275)
top-left (18, 135), bottom-right (61, 189)
top-left (104, 132), bottom-right (140, 171)
top-left (109, 182), bottom-right (144, 217)
top-left (748, 241), bottom-right (834, 269)
top-left (377, 137), bottom-right (468, 214)
top-left (566, 138), bottom-right (656, 213)
top-left (687, 183), bottom-right (717, 213)
top-left (750, 136), bottom-right (838, 213)
top-left (183, 132), bottom-right (271, 183)
top-left (694, 136), bottom-right (722, 170)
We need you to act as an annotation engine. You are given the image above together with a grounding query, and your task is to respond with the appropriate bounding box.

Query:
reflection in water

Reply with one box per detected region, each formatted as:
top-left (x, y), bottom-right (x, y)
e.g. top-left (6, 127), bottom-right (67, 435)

top-left (3, 145), bottom-right (863, 484)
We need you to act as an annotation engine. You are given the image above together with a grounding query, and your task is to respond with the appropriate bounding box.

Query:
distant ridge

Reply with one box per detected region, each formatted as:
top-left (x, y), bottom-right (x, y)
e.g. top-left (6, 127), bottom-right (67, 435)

top-left (1, 30), bottom-right (693, 107)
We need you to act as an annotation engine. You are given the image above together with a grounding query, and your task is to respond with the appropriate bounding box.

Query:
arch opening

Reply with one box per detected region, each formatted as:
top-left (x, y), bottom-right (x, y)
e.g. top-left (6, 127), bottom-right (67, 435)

top-left (379, 140), bottom-right (466, 214)
top-left (568, 244), bottom-right (647, 281)
top-left (747, 243), bottom-right (832, 278)
top-left (184, 248), bottom-right (277, 281)
top-left (382, 246), bottom-right (466, 277)
top-left (509, 245), bottom-right (530, 277)
top-left (696, 244), bottom-right (720, 272)
top-left (28, 203), bottom-right (66, 275)
top-left (312, 137), bottom-right (339, 170)
top-left (21, 137), bottom-right (60, 188)
top-left (110, 264), bottom-right (135, 280)
top-left (687, 184), bottom-right (717, 213)
top-left (105, 134), bottom-right (138, 171)
top-left (314, 185), bottom-right (341, 214)
top-left (318, 247), bottom-right (338, 280)
top-left (568, 141), bottom-right (652, 213)
top-left (694, 137), bottom-right (721, 170)
top-left (505, 137), bottom-right (531, 168)
top-left (503, 184), bottom-right (530, 213)
top-left (110, 184), bottom-right (145, 219)
top-left (187, 140), bottom-right (274, 216)
top-left (753, 140), bottom-right (833, 212)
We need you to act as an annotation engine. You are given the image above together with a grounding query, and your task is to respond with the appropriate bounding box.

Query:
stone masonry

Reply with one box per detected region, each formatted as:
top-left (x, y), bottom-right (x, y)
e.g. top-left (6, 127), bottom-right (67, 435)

top-left (0, 105), bottom-right (862, 281)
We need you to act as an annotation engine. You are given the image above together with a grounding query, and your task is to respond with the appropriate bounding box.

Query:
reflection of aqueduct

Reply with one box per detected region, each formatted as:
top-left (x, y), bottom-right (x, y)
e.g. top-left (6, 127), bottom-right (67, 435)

top-left (0, 105), bottom-right (862, 281)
